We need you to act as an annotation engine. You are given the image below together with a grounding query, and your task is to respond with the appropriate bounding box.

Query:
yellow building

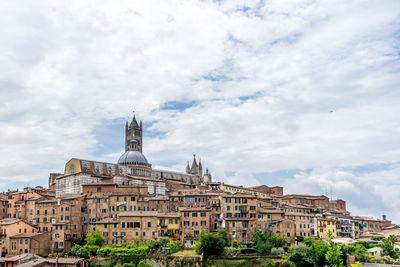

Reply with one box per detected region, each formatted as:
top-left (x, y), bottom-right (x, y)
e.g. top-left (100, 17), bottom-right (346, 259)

top-left (158, 212), bottom-right (180, 239)
top-left (317, 216), bottom-right (339, 239)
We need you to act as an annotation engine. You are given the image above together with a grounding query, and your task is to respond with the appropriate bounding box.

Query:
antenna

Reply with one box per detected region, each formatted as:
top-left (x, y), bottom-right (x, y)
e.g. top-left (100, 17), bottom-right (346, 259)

top-left (330, 186), bottom-right (333, 201)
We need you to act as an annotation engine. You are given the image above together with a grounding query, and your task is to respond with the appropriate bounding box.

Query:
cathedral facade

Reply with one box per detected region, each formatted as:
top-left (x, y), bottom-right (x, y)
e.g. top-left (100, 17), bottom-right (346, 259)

top-left (54, 115), bottom-right (211, 197)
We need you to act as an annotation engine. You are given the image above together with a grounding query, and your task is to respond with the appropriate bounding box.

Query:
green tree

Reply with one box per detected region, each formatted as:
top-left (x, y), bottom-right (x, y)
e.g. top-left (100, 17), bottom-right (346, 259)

top-left (382, 239), bottom-right (398, 258)
top-left (217, 228), bottom-right (229, 245)
top-left (76, 246), bottom-right (90, 259)
top-left (388, 235), bottom-right (398, 247)
top-left (251, 231), bottom-right (286, 254)
top-left (85, 230), bottom-right (104, 247)
top-left (195, 230), bottom-right (226, 255)
top-left (69, 244), bottom-right (82, 256)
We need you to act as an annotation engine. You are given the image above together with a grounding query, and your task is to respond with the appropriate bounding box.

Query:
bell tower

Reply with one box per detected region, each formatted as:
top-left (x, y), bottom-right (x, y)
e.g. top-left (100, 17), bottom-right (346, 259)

top-left (125, 114), bottom-right (143, 152)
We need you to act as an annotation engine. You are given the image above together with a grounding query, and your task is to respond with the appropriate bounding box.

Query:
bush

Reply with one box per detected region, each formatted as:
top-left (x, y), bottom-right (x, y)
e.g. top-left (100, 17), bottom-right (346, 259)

top-left (271, 247), bottom-right (284, 256)
top-left (223, 247), bottom-right (239, 256)
top-left (251, 231), bottom-right (286, 254)
top-left (85, 245), bottom-right (100, 256)
top-left (231, 239), bottom-right (239, 248)
top-left (69, 244), bottom-right (82, 256)
top-left (166, 239), bottom-right (182, 253)
top-left (97, 246), bottom-right (112, 257)
top-left (85, 230), bottom-right (104, 247)
top-left (76, 247), bottom-right (90, 259)
top-left (195, 230), bottom-right (227, 255)
top-left (137, 260), bottom-right (153, 267)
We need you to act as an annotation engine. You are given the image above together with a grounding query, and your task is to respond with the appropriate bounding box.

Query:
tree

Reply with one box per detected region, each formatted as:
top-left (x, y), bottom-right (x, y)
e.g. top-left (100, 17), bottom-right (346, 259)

top-left (251, 231), bottom-right (286, 254)
top-left (388, 235), bottom-right (398, 247)
top-left (85, 230), bottom-right (104, 247)
top-left (217, 228), bottom-right (229, 245)
top-left (195, 230), bottom-right (226, 255)
top-left (76, 246), bottom-right (90, 259)
top-left (69, 244), bottom-right (82, 256)
top-left (382, 239), bottom-right (398, 258)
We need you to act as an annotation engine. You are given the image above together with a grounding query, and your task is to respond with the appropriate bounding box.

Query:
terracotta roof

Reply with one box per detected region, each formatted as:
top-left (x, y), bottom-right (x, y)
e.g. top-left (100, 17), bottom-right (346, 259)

top-left (9, 233), bottom-right (45, 238)
top-left (0, 218), bottom-right (21, 225)
top-left (119, 211), bottom-right (158, 217)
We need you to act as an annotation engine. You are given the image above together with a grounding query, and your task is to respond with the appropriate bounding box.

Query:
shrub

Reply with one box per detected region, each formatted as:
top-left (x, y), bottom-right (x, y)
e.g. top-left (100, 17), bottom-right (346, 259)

top-left (69, 244), bottom-right (82, 256)
top-left (195, 230), bottom-right (227, 255)
top-left (85, 245), bottom-right (100, 256)
top-left (223, 246), bottom-right (239, 256)
top-left (85, 230), bottom-right (104, 247)
top-left (251, 231), bottom-right (286, 254)
top-left (137, 260), bottom-right (153, 267)
top-left (231, 239), bottom-right (239, 248)
top-left (76, 247), bottom-right (90, 259)
top-left (271, 247), bottom-right (285, 256)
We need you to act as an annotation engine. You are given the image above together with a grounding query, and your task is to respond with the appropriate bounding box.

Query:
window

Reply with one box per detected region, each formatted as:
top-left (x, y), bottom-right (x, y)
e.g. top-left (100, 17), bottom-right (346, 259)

top-left (121, 222), bottom-right (125, 228)
top-left (201, 221), bottom-right (206, 226)
top-left (69, 165), bottom-right (75, 174)
top-left (192, 213), bottom-right (198, 217)
top-left (147, 222), bottom-right (151, 227)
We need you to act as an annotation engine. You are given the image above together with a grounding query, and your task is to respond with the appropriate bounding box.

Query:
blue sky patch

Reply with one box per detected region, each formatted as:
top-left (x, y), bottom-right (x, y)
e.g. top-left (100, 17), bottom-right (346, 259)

top-left (160, 100), bottom-right (197, 111)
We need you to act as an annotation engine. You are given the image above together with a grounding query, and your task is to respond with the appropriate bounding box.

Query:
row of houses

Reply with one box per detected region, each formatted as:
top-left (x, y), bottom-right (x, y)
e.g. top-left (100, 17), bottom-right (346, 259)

top-left (0, 177), bottom-right (395, 257)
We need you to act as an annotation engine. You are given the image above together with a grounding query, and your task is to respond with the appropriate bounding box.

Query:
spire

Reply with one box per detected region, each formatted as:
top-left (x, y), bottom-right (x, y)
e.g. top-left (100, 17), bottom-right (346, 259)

top-left (192, 154), bottom-right (198, 167)
top-left (130, 110), bottom-right (138, 127)
top-left (198, 158), bottom-right (203, 177)
top-left (186, 161), bottom-right (190, 174)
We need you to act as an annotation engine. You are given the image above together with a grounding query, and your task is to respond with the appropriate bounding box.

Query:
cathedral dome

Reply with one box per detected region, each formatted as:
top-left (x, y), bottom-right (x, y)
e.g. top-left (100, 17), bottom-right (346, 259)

top-left (118, 150), bottom-right (149, 165)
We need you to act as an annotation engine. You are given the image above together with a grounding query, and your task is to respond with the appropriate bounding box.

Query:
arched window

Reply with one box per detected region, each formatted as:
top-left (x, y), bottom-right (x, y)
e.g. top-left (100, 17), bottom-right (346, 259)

top-left (69, 165), bottom-right (75, 174)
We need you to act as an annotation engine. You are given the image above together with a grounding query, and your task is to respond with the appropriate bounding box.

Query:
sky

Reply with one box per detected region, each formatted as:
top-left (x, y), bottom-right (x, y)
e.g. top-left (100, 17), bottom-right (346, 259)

top-left (1, 0), bottom-right (400, 223)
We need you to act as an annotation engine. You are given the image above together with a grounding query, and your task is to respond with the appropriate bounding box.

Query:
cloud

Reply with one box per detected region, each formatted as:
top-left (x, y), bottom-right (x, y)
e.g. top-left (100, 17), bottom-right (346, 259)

top-left (281, 164), bottom-right (400, 223)
top-left (0, 0), bottom-right (400, 222)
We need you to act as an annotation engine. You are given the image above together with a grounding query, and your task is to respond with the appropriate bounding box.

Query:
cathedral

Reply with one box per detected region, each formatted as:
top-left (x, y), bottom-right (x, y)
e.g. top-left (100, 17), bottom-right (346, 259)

top-left (54, 115), bottom-right (212, 197)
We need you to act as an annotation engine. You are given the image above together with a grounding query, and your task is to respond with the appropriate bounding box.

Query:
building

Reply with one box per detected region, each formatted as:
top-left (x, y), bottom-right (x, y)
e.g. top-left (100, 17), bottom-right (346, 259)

top-left (8, 232), bottom-right (50, 256)
top-left (0, 219), bottom-right (37, 256)
top-left (55, 115), bottom-right (211, 198)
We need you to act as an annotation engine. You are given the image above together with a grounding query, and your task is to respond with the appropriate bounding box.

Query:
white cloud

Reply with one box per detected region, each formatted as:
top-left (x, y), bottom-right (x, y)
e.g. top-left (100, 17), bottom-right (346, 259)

top-left (0, 0), bottom-right (400, 221)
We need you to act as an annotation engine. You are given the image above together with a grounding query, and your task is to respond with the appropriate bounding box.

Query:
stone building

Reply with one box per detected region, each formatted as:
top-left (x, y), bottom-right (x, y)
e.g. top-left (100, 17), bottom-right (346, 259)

top-left (8, 232), bottom-right (50, 256)
top-left (0, 219), bottom-right (37, 256)
top-left (180, 207), bottom-right (211, 247)
top-left (52, 195), bottom-right (86, 253)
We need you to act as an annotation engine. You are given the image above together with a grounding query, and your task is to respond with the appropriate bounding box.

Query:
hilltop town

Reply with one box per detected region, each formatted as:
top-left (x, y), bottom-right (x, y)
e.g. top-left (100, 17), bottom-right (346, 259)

top-left (0, 115), bottom-right (398, 264)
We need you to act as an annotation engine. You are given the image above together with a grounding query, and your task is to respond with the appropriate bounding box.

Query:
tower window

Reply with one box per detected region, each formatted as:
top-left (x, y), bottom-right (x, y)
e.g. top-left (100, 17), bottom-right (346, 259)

top-left (69, 165), bottom-right (75, 174)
